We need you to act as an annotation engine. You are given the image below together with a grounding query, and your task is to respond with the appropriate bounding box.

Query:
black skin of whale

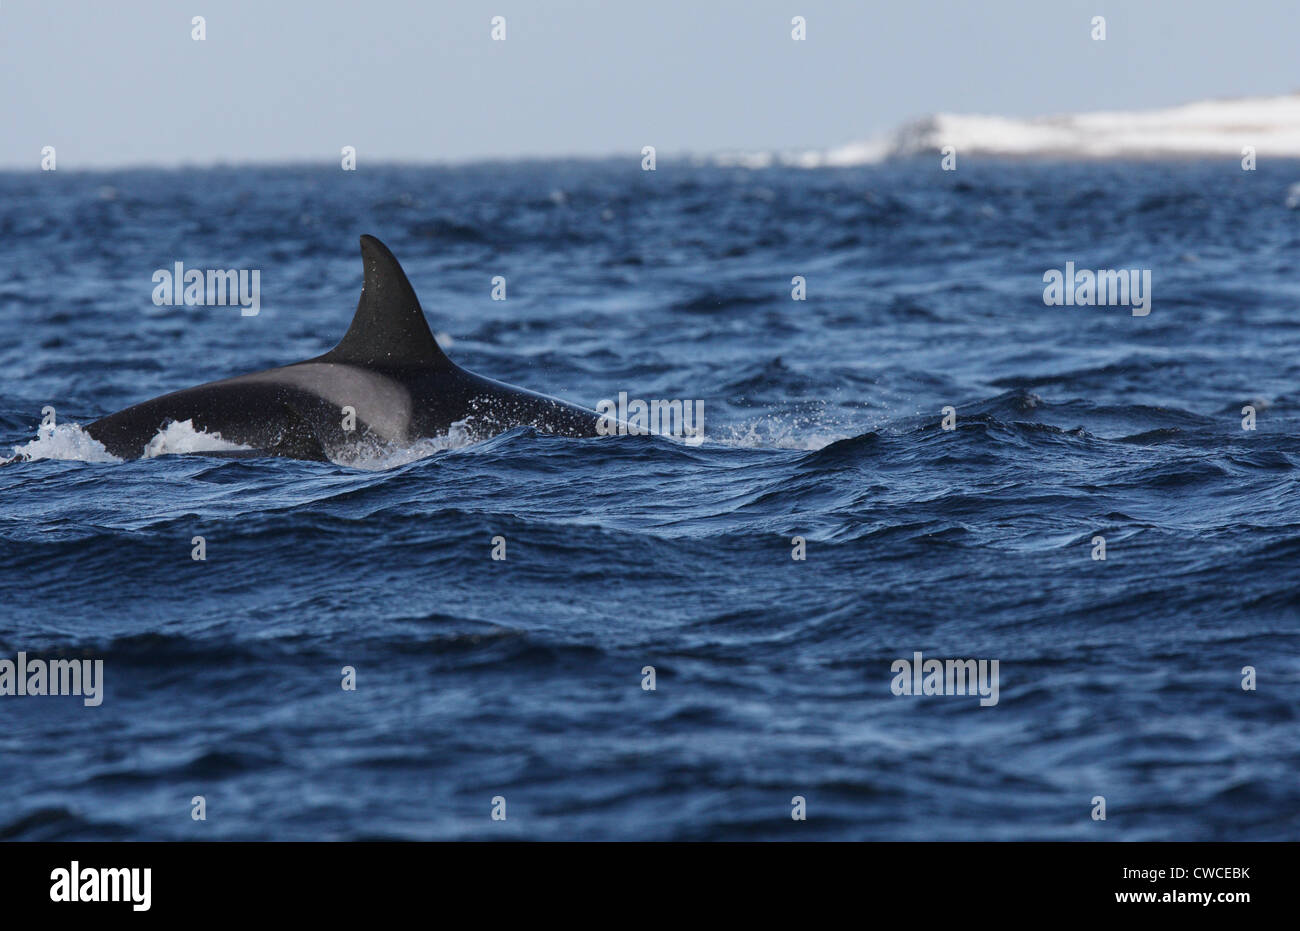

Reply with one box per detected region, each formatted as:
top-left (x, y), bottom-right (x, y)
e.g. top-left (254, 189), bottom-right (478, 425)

top-left (85, 235), bottom-right (601, 461)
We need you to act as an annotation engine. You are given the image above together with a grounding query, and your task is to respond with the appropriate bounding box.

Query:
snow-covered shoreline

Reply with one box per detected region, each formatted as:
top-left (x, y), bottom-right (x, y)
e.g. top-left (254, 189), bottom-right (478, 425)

top-left (713, 94), bottom-right (1300, 167)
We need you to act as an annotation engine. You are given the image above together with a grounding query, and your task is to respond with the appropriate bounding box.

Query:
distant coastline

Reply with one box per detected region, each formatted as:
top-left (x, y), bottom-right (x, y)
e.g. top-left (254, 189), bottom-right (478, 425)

top-left (713, 94), bottom-right (1300, 167)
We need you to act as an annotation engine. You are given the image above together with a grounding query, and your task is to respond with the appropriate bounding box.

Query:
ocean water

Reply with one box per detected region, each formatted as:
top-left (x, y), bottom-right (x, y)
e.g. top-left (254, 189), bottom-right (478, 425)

top-left (1, 160), bottom-right (1297, 840)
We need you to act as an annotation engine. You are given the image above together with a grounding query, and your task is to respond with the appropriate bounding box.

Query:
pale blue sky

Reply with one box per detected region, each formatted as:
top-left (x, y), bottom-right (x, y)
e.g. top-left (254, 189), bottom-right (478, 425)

top-left (2, 0), bottom-right (1297, 168)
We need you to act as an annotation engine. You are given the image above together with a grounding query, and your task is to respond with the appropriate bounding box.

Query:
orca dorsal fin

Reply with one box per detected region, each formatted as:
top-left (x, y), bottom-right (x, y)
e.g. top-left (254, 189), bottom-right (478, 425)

top-left (325, 235), bottom-right (453, 367)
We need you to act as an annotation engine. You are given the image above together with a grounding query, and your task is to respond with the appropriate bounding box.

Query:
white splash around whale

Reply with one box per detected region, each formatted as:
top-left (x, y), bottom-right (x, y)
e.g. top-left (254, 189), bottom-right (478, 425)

top-left (3, 419), bottom-right (248, 465)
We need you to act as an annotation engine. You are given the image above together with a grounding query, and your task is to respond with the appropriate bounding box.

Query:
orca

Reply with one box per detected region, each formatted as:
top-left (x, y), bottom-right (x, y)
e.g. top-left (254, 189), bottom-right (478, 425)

top-left (84, 235), bottom-right (601, 461)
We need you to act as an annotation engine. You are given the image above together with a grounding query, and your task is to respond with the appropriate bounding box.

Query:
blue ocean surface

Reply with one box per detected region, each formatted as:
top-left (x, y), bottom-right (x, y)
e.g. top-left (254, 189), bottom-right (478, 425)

top-left (0, 160), bottom-right (1297, 840)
